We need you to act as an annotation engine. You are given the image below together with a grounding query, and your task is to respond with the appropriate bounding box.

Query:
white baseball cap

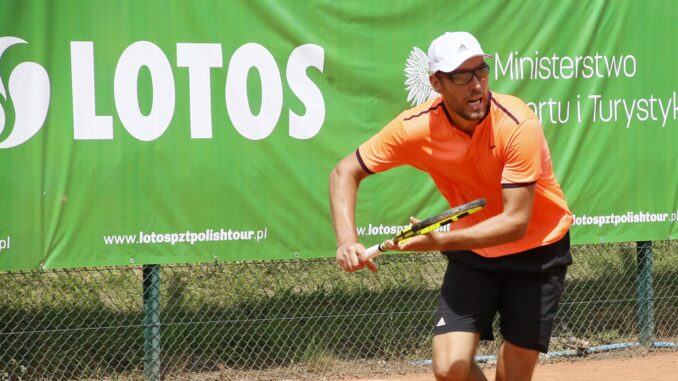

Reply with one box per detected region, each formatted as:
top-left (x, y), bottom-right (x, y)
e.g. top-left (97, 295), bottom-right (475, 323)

top-left (428, 32), bottom-right (492, 73)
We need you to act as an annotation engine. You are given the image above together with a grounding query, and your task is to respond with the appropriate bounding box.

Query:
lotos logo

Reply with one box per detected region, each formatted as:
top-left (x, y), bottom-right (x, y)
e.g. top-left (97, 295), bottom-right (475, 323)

top-left (0, 38), bottom-right (324, 148)
top-left (0, 37), bottom-right (50, 148)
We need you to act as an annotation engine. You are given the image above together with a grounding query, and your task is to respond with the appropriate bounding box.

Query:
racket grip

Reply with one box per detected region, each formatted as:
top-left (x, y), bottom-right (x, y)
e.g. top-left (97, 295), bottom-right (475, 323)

top-left (365, 243), bottom-right (386, 259)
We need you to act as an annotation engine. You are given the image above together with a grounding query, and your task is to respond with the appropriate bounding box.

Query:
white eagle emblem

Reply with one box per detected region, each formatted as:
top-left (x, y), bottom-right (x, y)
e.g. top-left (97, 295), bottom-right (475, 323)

top-left (404, 46), bottom-right (439, 106)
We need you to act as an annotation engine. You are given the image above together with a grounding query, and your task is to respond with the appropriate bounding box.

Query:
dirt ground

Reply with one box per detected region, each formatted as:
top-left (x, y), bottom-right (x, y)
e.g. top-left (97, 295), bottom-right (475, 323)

top-left (344, 351), bottom-right (678, 381)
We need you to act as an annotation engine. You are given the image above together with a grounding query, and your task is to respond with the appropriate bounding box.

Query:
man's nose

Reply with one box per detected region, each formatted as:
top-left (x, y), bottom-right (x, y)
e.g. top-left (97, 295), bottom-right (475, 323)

top-left (468, 74), bottom-right (483, 89)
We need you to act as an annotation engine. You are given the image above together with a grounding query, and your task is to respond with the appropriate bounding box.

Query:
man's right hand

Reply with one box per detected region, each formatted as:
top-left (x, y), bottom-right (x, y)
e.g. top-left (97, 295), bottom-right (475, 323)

top-left (336, 242), bottom-right (379, 273)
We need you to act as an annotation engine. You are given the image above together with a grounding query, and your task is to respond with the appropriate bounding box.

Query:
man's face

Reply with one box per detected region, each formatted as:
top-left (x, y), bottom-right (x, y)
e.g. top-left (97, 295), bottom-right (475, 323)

top-left (430, 56), bottom-right (490, 125)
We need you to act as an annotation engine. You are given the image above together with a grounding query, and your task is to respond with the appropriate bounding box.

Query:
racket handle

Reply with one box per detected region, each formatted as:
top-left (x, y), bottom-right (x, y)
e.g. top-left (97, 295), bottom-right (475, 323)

top-left (365, 242), bottom-right (386, 259)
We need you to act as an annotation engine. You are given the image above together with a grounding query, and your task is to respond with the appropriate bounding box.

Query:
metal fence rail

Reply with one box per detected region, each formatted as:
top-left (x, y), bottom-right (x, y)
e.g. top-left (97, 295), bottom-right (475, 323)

top-left (1, 241), bottom-right (677, 380)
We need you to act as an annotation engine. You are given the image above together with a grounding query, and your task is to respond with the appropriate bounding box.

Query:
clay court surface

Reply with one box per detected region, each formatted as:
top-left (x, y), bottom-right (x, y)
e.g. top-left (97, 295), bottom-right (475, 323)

top-left (342, 351), bottom-right (678, 381)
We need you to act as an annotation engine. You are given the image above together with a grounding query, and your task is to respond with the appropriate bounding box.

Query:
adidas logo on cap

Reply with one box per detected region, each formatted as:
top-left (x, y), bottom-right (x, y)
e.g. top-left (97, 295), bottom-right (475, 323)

top-left (437, 317), bottom-right (446, 327)
top-left (458, 43), bottom-right (468, 52)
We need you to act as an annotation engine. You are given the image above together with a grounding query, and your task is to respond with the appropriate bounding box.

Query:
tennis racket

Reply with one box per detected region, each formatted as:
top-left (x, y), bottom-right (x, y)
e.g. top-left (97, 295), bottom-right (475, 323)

top-left (365, 198), bottom-right (486, 259)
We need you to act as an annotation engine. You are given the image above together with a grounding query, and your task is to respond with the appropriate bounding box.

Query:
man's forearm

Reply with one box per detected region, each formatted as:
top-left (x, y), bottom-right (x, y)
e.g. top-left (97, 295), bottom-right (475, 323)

top-left (329, 166), bottom-right (361, 246)
top-left (440, 185), bottom-right (534, 251)
top-left (395, 185), bottom-right (536, 253)
top-left (440, 212), bottom-right (529, 250)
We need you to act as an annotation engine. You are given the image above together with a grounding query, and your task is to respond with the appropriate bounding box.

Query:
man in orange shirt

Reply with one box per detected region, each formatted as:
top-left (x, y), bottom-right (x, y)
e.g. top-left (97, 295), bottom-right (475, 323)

top-left (329, 32), bottom-right (572, 381)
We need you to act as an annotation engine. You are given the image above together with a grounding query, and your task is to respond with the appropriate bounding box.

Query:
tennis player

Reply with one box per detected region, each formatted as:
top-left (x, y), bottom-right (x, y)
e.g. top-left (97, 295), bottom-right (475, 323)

top-left (329, 31), bottom-right (572, 381)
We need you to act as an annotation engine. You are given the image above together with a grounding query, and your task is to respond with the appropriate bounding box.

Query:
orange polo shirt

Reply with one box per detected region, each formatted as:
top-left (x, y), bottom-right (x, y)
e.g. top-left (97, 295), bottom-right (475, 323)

top-left (357, 92), bottom-right (572, 257)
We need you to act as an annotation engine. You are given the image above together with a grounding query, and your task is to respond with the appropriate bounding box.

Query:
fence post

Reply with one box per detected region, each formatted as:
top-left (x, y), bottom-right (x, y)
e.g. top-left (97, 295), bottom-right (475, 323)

top-left (636, 241), bottom-right (655, 347)
top-left (143, 264), bottom-right (161, 381)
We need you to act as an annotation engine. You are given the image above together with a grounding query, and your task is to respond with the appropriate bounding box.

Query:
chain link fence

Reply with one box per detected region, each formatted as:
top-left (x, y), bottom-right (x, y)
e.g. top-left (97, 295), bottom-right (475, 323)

top-left (1, 241), bottom-right (677, 380)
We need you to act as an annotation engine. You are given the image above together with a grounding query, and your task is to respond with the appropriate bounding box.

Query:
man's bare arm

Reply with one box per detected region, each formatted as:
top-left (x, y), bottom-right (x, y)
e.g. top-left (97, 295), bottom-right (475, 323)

top-left (329, 152), bottom-right (378, 272)
top-left (387, 185), bottom-right (535, 252)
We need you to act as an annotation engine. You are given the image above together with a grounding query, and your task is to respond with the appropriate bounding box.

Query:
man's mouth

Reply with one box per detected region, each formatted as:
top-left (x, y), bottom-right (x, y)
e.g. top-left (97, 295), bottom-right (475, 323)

top-left (467, 95), bottom-right (483, 109)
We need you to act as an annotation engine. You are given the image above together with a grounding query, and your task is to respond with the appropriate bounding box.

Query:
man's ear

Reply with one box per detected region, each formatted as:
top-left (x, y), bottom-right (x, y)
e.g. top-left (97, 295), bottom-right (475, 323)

top-left (429, 74), bottom-right (442, 93)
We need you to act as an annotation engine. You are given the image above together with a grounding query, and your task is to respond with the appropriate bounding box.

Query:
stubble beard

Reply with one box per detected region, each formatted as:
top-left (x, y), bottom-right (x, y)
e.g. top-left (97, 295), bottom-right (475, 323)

top-left (461, 109), bottom-right (486, 121)
top-left (454, 101), bottom-right (487, 122)
top-left (450, 90), bottom-right (488, 123)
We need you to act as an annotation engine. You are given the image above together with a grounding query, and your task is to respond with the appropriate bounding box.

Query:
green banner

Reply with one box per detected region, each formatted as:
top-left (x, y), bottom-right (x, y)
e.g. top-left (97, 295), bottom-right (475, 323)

top-left (1, 0), bottom-right (676, 271)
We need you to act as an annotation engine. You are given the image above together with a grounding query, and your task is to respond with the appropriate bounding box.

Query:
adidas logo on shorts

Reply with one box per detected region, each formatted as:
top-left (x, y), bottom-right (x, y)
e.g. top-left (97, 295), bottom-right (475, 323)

top-left (437, 317), bottom-right (446, 327)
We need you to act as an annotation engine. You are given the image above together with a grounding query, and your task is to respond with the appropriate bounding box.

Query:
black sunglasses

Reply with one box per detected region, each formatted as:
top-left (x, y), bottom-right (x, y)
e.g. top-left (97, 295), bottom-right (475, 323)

top-left (438, 63), bottom-right (490, 85)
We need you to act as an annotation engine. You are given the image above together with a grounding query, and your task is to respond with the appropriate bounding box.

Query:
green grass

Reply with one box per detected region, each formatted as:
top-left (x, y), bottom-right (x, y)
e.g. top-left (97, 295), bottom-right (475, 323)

top-left (0, 243), bottom-right (676, 379)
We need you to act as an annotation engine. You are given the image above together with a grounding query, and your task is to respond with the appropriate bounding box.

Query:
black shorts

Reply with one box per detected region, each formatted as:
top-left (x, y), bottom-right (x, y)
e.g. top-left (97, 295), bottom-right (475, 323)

top-left (433, 232), bottom-right (571, 353)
